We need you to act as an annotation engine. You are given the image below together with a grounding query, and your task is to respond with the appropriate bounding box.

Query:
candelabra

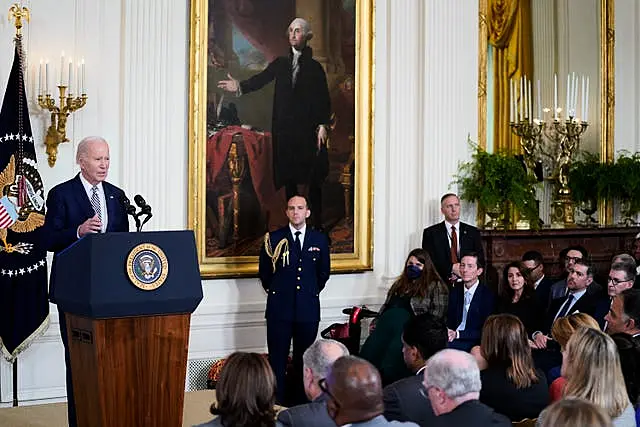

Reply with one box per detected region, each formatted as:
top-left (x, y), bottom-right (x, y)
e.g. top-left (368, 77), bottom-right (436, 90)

top-left (37, 87), bottom-right (87, 167)
top-left (510, 119), bottom-right (543, 176)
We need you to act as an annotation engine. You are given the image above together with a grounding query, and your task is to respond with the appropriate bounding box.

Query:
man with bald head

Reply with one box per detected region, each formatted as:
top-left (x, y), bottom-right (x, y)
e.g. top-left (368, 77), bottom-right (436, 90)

top-left (423, 349), bottom-right (510, 426)
top-left (43, 135), bottom-right (129, 427)
top-left (277, 338), bottom-right (349, 426)
top-left (322, 356), bottom-right (418, 426)
top-left (218, 18), bottom-right (331, 229)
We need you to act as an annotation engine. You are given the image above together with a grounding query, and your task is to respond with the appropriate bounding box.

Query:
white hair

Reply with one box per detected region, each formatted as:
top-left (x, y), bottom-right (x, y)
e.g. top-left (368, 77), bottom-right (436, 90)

top-left (424, 349), bottom-right (481, 399)
top-left (76, 136), bottom-right (108, 163)
top-left (288, 17), bottom-right (313, 41)
top-left (302, 338), bottom-right (349, 380)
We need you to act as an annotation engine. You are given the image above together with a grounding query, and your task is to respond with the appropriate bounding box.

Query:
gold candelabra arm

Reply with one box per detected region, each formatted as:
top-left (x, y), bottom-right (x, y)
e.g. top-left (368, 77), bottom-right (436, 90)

top-left (38, 85), bottom-right (88, 167)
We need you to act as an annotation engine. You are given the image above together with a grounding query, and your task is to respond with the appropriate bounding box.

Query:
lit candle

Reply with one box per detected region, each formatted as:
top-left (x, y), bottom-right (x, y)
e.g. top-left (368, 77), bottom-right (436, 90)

top-left (528, 79), bottom-right (532, 123)
top-left (554, 74), bottom-right (558, 120)
top-left (572, 73), bottom-right (578, 115)
top-left (520, 77), bottom-right (524, 121)
top-left (581, 75), bottom-right (586, 121)
top-left (566, 74), bottom-right (570, 119)
top-left (537, 79), bottom-right (542, 120)
top-left (76, 63), bottom-right (81, 96)
top-left (38, 59), bottom-right (43, 96)
top-left (68, 58), bottom-right (73, 93)
top-left (60, 51), bottom-right (65, 86)
top-left (45, 60), bottom-right (49, 95)
top-left (509, 79), bottom-right (514, 122)
top-left (585, 77), bottom-right (589, 122)
top-left (81, 58), bottom-right (85, 94)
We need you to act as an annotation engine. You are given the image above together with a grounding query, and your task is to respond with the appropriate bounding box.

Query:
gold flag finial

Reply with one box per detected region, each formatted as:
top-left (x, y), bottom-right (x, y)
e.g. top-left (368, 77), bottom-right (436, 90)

top-left (9, 4), bottom-right (30, 35)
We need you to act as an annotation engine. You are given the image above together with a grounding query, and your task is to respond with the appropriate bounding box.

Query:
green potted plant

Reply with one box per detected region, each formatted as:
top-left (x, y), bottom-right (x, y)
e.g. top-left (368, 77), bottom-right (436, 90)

top-left (454, 144), bottom-right (539, 229)
top-left (568, 151), bottom-right (602, 225)
top-left (605, 151), bottom-right (640, 225)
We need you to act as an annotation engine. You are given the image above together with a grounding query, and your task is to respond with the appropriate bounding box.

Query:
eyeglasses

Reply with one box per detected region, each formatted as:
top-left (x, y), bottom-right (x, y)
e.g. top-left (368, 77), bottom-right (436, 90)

top-left (523, 264), bottom-right (541, 274)
top-left (318, 378), bottom-right (340, 409)
top-left (565, 256), bottom-right (582, 262)
top-left (607, 277), bottom-right (633, 286)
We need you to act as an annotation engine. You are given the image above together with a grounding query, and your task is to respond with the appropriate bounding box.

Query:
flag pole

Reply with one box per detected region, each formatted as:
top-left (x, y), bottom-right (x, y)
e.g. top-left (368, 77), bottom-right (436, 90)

top-left (7, 3), bottom-right (31, 408)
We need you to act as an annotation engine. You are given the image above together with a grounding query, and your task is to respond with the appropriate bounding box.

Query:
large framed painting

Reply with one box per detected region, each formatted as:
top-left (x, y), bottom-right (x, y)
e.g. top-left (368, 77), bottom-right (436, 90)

top-left (188, 0), bottom-right (373, 278)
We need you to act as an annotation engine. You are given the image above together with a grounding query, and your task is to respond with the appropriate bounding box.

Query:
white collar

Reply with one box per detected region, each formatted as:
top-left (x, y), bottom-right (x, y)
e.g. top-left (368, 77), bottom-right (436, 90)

top-left (534, 275), bottom-right (545, 289)
top-left (445, 220), bottom-right (460, 230)
top-left (415, 365), bottom-right (426, 376)
top-left (289, 223), bottom-right (306, 237)
top-left (463, 280), bottom-right (479, 296)
top-left (79, 173), bottom-right (103, 193)
top-left (291, 47), bottom-right (302, 58)
top-left (568, 288), bottom-right (587, 300)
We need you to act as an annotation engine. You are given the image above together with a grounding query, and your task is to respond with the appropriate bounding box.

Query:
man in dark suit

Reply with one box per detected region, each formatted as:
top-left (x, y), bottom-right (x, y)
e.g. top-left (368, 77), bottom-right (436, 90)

top-left (532, 259), bottom-right (604, 349)
top-left (522, 250), bottom-right (554, 308)
top-left (605, 289), bottom-right (640, 345)
top-left (323, 356), bottom-right (418, 426)
top-left (218, 18), bottom-right (331, 228)
top-left (383, 314), bottom-right (447, 425)
top-left (446, 253), bottom-right (495, 352)
top-left (548, 245), bottom-right (602, 301)
top-left (277, 338), bottom-right (349, 427)
top-left (422, 193), bottom-right (484, 285)
top-left (259, 195), bottom-right (330, 404)
top-left (423, 349), bottom-right (511, 426)
top-left (43, 136), bottom-right (129, 427)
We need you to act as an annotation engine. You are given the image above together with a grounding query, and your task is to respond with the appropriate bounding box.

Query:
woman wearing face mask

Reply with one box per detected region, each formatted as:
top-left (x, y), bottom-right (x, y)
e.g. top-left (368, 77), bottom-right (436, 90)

top-left (359, 248), bottom-right (448, 385)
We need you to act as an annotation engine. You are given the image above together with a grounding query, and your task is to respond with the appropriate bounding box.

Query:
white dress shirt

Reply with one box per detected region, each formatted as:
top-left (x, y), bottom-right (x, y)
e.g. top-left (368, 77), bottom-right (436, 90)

top-left (289, 223), bottom-right (306, 250)
top-left (457, 280), bottom-right (479, 332)
top-left (554, 288), bottom-right (587, 321)
top-left (445, 220), bottom-right (460, 257)
top-left (79, 173), bottom-right (108, 233)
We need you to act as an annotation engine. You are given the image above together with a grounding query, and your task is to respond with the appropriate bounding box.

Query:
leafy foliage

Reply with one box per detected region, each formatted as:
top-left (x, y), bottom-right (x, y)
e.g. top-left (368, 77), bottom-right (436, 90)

top-left (454, 144), bottom-right (539, 224)
top-left (568, 151), bottom-right (602, 203)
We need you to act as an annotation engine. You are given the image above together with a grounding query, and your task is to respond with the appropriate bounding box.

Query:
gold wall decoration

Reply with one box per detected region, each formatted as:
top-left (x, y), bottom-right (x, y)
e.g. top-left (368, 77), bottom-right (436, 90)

top-left (188, 0), bottom-right (374, 278)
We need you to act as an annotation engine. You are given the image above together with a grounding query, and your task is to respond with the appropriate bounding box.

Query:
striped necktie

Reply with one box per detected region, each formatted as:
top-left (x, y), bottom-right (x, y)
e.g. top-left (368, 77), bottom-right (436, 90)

top-left (91, 186), bottom-right (102, 226)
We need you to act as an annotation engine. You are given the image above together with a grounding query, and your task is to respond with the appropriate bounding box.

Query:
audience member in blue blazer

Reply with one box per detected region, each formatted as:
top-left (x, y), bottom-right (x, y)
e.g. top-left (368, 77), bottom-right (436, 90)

top-left (446, 252), bottom-right (495, 352)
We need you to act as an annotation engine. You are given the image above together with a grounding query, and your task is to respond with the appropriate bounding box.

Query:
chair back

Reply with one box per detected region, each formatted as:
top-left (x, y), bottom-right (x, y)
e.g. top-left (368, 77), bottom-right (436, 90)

top-left (512, 418), bottom-right (537, 427)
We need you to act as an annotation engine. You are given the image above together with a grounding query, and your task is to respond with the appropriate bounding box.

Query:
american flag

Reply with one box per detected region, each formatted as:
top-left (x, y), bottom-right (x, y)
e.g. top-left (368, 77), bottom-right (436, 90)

top-left (0, 196), bottom-right (18, 228)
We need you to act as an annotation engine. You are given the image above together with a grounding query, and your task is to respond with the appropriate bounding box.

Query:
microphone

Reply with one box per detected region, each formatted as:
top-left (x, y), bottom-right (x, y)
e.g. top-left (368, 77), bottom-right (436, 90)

top-left (133, 194), bottom-right (153, 232)
top-left (120, 194), bottom-right (140, 231)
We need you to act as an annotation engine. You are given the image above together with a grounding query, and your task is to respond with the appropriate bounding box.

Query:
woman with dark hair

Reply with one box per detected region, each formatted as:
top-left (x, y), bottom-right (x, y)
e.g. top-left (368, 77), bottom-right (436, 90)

top-left (360, 248), bottom-right (448, 385)
top-left (496, 261), bottom-right (543, 336)
top-left (610, 333), bottom-right (640, 424)
top-left (476, 314), bottom-right (549, 421)
top-left (194, 352), bottom-right (282, 427)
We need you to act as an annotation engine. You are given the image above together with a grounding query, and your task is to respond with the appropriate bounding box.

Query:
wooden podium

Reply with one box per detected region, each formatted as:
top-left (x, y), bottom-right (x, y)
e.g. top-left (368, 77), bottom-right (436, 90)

top-left (50, 231), bottom-right (203, 427)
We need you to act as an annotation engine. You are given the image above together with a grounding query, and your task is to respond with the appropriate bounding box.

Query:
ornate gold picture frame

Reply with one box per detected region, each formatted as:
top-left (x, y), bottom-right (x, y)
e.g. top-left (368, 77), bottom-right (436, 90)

top-left (188, 0), bottom-right (374, 278)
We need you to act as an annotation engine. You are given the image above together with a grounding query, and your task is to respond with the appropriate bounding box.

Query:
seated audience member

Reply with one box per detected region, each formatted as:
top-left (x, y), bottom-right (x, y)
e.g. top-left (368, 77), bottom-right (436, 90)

top-left (548, 313), bottom-right (601, 401)
top-left (446, 252), bottom-right (495, 352)
top-left (422, 349), bottom-right (511, 426)
top-left (194, 352), bottom-right (282, 427)
top-left (549, 245), bottom-right (602, 301)
top-left (632, 233), bottom-right (640, 288)
top-left (610, 334), bottom-right (640, 412)
top-left (537, 398), bottom-right (613, 427)
top-left (608, 256), bottom-right (637, 298)
top-left (361, 248), bottom-right (448, 385)
top-left (322, 356), bottom-right (418, 426)
top-left (532, 259), bottom-right (605, 351)
top-left (606, 289), bottom-right (640, 345)
top-left (383, 314), bottom-right (448, 425)
top-left (496, 262), bottom-right (543, 336)
top-left (277, 338), bottom-right (349, 427)
top-left (522, 250), bottom-right (554, 308)
top-left (561, 327), bottom-right (636, 426)
top-left (474, 314), bottom-right (548, 420)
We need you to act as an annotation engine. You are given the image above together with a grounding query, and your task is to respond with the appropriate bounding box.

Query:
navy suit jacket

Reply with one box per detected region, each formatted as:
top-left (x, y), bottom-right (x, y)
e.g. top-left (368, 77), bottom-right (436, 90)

top-left (259, 226), bottom-right (330, 322)
top-left (422, 221), bottom-right (484, 283)
top-left (277, 393), bottom-right (334, 427)
top-left (447, 282), bottom-right (495, 351)
top-left (542, 291), bottom-right (605, 334)
top-left (383, 372), bottom-right (437, 426)
top-left (43, 174), bottom-right (129, 301)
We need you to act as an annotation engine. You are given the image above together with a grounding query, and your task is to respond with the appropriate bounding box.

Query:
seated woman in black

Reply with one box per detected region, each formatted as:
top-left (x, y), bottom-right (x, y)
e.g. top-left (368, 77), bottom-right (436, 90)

top-left (360, 248), bottom-right (448, 385)
top-left (496, 261), bottom-right (543, 337)
top-left (476, 314), bottom-right (549, 421)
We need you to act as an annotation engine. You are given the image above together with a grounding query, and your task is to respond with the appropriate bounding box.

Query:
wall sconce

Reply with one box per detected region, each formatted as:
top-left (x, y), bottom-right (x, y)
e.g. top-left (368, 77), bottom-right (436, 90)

top-left (36, 53), bottom-right (87, 167)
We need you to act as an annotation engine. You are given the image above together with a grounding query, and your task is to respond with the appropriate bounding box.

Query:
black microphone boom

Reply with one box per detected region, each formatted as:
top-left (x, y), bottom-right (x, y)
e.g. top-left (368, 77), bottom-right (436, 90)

top-left (132, 194), bottom-right (152, 232)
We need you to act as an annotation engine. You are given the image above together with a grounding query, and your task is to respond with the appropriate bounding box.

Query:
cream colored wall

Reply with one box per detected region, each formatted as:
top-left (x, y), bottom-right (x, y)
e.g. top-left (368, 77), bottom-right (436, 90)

top-left (1, 0), bottom-right (633, 406)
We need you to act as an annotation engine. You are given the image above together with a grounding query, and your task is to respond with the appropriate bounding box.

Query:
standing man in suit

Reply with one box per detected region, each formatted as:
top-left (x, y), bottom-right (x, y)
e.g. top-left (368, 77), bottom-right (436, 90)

top-left (423, 349), bottom-right (511, 426)
top-left (218, 18), bottom-right (331, 229)
top-left (383, 314), bottom-right (448, 425)
top-left (259, 195), bottom-right (330, 404)
top-left (422, 193), bottom-right (484, 285)
top-left (277, 338), bottom-right (349, 427)
top-left (322, 356), bottom-right (418, 426)
top-left (446, 253), bottom-right (495, 352)
top-left (43, 136), bottom-right (129, 427)
top-left (521, 250), bottom-right (554, 307)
